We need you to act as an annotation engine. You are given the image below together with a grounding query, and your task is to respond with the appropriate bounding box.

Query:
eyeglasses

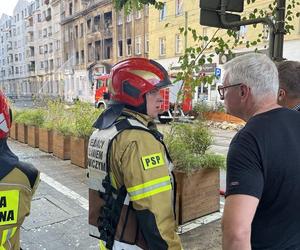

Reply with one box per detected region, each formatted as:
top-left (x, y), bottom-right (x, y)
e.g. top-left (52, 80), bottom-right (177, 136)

top-left (218, 83), bottom-right (242, 100)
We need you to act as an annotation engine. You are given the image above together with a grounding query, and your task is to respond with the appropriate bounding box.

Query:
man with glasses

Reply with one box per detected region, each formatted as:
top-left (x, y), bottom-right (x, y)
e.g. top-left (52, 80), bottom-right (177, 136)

top-left (277, 60), bottom-right (300, 111)
top-left (221, 53), bottom-right (300, 250)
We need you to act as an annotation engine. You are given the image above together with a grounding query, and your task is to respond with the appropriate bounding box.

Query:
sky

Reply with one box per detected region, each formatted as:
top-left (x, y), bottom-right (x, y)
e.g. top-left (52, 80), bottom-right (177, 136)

top-left (0, 0), bottom-right (20, 17)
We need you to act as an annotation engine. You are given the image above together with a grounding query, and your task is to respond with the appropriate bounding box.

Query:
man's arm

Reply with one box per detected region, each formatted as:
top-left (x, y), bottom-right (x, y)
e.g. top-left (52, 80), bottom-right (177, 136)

top-left (222, 194), bottom-right (259, 250)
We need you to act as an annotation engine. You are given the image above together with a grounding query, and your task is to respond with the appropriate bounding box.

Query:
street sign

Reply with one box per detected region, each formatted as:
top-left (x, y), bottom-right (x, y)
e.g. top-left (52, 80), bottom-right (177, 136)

top-left (215, 68), bottom-right (221, 78)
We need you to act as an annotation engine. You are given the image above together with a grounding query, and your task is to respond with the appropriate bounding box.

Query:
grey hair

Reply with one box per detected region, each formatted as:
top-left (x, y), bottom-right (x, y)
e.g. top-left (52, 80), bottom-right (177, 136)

top-left (277, 60), bottom-right (300, 98)
top-left (224, 53), bottom-right (279, 101)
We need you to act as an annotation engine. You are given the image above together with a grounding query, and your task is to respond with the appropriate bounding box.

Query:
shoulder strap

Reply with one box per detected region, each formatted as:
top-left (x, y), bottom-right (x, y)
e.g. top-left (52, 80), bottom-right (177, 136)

top-left (16, 161), bottom-right (39, 189)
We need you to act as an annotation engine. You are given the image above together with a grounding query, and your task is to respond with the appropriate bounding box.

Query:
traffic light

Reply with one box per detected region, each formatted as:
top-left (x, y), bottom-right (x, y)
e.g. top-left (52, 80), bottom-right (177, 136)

top-left (200, 0), bottom-right (244, 29)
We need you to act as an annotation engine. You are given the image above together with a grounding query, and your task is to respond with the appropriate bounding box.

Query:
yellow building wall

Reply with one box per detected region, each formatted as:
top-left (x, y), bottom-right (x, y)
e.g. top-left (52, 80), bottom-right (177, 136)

top-left (149, 0), bottom-right (300, 59)
top-left (149, 0), bottom-right (202, 59)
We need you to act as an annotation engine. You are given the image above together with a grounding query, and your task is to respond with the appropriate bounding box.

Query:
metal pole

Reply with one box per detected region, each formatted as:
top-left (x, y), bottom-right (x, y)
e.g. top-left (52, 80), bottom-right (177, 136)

top-left (273, 0), bottom-right (286, 61)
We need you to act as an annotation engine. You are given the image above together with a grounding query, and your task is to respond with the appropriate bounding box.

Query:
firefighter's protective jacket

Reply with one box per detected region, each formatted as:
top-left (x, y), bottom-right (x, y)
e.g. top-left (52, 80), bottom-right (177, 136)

top-left (88, 108), bottom-right (182, 250)
top-left (0, 139), bottom-right (40, 250)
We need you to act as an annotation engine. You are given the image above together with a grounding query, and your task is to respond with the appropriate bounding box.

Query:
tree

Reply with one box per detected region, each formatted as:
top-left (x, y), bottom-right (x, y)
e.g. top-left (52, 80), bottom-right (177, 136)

top-left (113, 0), bottom-right (300, 105)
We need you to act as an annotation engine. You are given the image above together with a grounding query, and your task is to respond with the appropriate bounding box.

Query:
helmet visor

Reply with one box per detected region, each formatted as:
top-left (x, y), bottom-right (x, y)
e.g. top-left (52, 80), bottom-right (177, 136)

top-left (129, 70), bottom-right (172, 90)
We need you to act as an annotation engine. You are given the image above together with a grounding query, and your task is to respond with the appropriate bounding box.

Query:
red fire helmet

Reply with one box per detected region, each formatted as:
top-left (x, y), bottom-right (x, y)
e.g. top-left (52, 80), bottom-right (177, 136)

top-left (0, 91), bottom-right (11, 139)
top-left (109, 58), bottom-right (172, 107)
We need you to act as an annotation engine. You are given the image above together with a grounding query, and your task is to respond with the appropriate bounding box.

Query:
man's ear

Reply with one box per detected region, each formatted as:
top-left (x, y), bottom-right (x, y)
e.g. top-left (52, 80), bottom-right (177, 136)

top-left (240, 84), bottom-right (249, 99)
top-left (278, 88), bottom-right (286, 101)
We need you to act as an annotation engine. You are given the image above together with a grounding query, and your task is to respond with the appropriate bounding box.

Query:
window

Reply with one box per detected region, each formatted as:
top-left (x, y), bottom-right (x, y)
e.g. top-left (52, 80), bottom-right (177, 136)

top-left (15, 54), bottom-right (18, 62)
top-left (64, 29), bottom-right (69, 42)
top-left (44, 44), bottom-right (48, 53)
top-left (76, 51), bottom-right (79, 64)
top-left (175, 34), bottom-right (182, 54)
top-left (145, 5), bottom-right (149, 16)
top-left (159, 3), bottom-right (167, 21)
top-left (19, 53), bottom-right (22, 61)
top-left (56, 40), bottom-right (60, 50)
top-left (118, 40), bottom-right (123, 57)
top-left (38, 14), bottom-right (41, 22)
top-left (48, 26), bottom-right (52, 36)
top-left (159, 37), bottom-right (166, 56)
top-left (145, 34), bottom-right (149, 53)
top-left (126, 14), bottom-right (132, 23)
top-left (135, 36), bottom-right (141, 55)
top-left (87, 19), bottom-right (91, 31)
top-left (69, 2), bottom-right (73, 16)
top-left (49, 43), bottom-right (53, 53)
top-left (75, 25), bottom-right (78, 38)
top-left (117, 13), bottom-right (122, 25)
top-left (43, 28), bottom-right (47, 37)
top-left (126, 38), bottom-right (132, 56)
top-left (39, 30), bottom-right (42, 38)
top-left (40, 61), bottom-right (44, 69)
top-left (175, 0), bottom-right (183, 16)
top-left (80, 23), bottom-right (84, 37)
top-left (135, 10), bottom-right (141, 19)
top-left (81, 50), bottom-right (84, 63)
top-left (50, 60), bottom-right (54, 70)
top-left (56, 58), bottom-right (61, 67)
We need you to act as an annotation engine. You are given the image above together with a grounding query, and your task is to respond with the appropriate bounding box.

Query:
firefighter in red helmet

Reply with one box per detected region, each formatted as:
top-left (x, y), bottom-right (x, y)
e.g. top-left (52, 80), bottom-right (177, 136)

top-left (88, 58), bottom-right (182, 250)
top-left (0, 91), bottom-right (39, 250)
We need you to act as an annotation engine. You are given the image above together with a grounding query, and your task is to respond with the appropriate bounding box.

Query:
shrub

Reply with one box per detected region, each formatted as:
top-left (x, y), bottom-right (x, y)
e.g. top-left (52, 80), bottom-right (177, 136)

top-left (13, 109), bottom-right (32, 124)
top-left (165, 121), bottom-right (225, 172)
top-left (42, 100), bottom-right (74, 135)
top-left (70, 101), bottom-right (102, 138)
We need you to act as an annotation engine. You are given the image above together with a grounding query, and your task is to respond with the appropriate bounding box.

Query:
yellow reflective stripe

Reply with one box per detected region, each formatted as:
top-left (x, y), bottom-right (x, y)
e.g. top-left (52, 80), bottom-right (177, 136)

top-left (127, 176), bottom-right (172, 201)
top-left (99, 240), bottom-right (107, 250)
top-left (127, 176), bottom-right (170, 192)
top-left (0, 226), bottom-right (17, 249)
top-left (1, 229), bottom-right (8, 245)
top-left (130, 185), bottom-right (171, 201)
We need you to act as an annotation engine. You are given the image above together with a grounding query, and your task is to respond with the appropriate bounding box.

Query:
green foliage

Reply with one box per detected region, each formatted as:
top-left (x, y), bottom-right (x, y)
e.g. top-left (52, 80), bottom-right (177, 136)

top-left (165, 122), bottom-right (225, 172)
top-left (42, 100), bottom-right (73, 135)
top-left (70, 101), bottom-right (102, 138)
top-left (14, 109), bottom-right (32, 124)
top-left (24, 109), bottom-right (45, 126)
top-left (113, 0), bottom-right (163, 14)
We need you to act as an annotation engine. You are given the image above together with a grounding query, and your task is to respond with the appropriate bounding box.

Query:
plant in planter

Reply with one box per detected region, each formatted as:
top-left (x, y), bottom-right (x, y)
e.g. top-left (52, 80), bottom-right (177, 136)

top-left (26, 109), bottom-right (45, 148)
top-left (48, 101), bottom-right (74, 160)
top-left (164, 121), bottom-right (225, 225)
top-left (9, 109), bottom-right (21, 140)
top-left (13, 109), bottom-right (33, 144)
top-left (38, 100), bottom-right (63, 153)
top-left (70, 101), bottom-right (102, 168)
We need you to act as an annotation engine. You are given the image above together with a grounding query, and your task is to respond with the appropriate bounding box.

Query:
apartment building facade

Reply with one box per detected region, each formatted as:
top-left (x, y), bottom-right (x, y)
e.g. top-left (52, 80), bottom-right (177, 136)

top-left (60, 0), bottom-right (149, 102)
top-left (0, 14), bottom-right (14, 93)
top-left (0, 0), bottom-right (32, 97)
top-left (26, 0), bottom-right (63, 97)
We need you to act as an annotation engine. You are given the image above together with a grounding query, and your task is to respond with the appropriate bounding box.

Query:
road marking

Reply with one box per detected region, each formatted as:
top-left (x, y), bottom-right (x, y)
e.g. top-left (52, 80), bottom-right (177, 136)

top-left (40, 173), bottom-right (88, 211)
top-left (177, 201), bottom-right (224, 234)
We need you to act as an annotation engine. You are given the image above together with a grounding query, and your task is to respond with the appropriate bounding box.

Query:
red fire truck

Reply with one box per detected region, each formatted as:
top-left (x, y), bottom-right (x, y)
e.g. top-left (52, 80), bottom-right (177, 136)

top-left (94, 74), bottom-right (193, 123)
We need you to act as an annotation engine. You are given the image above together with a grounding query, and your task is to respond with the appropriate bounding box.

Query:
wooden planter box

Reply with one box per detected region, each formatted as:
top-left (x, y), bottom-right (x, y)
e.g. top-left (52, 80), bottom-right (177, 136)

top-left (27, 125), bottom-right (39, 148)
top-left (174, 168), bottom-right (220, 225)
top-left (39, 128), bottom-right (53, 153)
top-left (17, 123), bottom-right (28, 143)
top-left (53, 132), bottom-right (71, 160)
top-left (9, 122), bottom-right (18, 140)
top-left (204, 112), bottom-right (245, 125)
top-left (70, 136), bottom-right (88, 168)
